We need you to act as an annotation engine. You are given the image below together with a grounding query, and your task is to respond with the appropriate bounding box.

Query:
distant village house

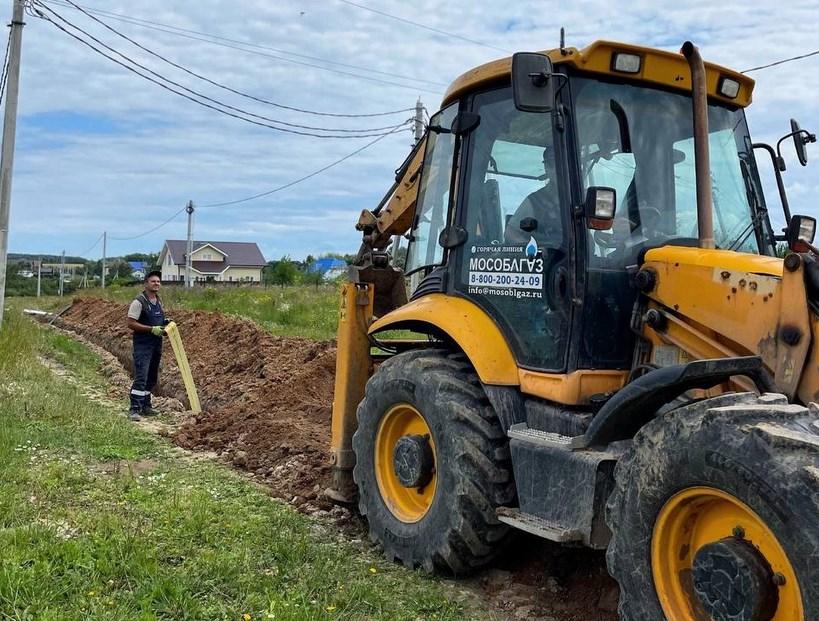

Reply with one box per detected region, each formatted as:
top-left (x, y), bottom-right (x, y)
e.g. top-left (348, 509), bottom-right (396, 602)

top-left (158, 240), bottom-right (266, 283)
top-left (129, 261), bottom-right (148, 281)
top-left (309, 257), bottom-right (347, 281)
top-left (40, 262), bottom-right (84, 277)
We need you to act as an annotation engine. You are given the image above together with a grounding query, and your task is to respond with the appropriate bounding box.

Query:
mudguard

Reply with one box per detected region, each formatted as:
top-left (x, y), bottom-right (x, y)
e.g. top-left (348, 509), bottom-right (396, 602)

top-left (573, 356), bottom-right (773, 448)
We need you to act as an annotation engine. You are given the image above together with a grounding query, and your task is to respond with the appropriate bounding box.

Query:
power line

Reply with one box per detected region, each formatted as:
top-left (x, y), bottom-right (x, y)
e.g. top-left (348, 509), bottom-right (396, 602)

top-left (200, 124), bottom-right (406, 208)
top-left (43, 0), bottom-right (447, 88)
top-left (41, 0), bottom-right (447, 96)
top-left (72, 232), bottom-right (104, 257)
top-left (103, 120), bottom-right (407, 237)
top-left (32, 3), bottom-right (414, 139)
top-left (33, 2), bottom-right (409, 135)
top-left (743, 48), bottom-right (819, 73)
top-left (0, 24), bottom-right (11, 104)
top-left (51, 0), bottom-right (427, 122)
top-left (109, 206), bottom-right (187, 241)
top-left (337, 0), bottom-right (510, 54)
top-left (44, 0), bottom-right (422, 133)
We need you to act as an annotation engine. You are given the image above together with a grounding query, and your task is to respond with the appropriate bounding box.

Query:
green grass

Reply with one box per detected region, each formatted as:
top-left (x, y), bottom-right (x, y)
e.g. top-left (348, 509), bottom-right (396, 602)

top-left (0, 312), bottom-right (476, 621)
top-left (11, 295), bottom-right (69, 313)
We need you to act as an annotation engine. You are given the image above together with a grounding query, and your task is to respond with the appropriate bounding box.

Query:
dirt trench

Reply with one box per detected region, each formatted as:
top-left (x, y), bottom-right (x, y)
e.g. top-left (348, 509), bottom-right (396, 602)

top-left (53, 297), bottom-right (619, 621)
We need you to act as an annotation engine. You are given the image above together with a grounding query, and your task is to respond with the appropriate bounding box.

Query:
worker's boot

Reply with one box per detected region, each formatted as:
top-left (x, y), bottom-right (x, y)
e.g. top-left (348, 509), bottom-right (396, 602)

top-left (142, 394), bottom-right (159, 417)
top-left (128, 409), bottom-right (142, 422)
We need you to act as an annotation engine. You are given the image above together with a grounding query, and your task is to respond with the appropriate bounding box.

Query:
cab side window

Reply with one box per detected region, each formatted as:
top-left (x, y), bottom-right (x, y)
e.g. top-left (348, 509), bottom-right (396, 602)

top-left (405, 104), bottom-right (458, 275)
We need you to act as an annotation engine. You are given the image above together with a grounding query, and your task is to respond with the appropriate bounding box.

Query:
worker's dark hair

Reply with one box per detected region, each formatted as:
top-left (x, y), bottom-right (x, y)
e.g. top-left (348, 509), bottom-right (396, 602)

top-left (145, 270), bottom-right (162, 281)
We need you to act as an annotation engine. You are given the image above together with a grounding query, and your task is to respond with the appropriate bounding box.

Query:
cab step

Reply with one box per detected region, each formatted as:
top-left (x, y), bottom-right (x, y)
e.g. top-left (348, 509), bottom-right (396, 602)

top-left (496, 507), bottom-right (583, 542)
top-left (508, 423), bottom-right (574, 448)
top-left (505, 422), bottom-right (617, 549)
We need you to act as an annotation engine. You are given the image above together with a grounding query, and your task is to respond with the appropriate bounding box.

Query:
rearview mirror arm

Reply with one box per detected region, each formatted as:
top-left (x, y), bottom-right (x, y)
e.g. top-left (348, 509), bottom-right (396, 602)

top-left (776, 129), bottom-right (816, 163)
top-left (752, 142), bottom-right (791, 228)
top-left (527, 70), bottom-right (550, 87)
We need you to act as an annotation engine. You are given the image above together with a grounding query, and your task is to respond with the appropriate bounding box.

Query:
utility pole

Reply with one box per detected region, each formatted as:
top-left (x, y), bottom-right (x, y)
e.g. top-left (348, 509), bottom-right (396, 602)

top-left (36, 258), bottom-right (40, 297)
top-left (185, 200), bottom-right (194, 288)
top-left (59, 249), bottom-right (65, 297)
top-left (101, 230), bottom-right (106, 289)
top-left (413, 97), bottom-right (425, 145)
top-left (393, 98), bottom-right (425, 265)
top-left (405, 97), bottom-right (426, 289)
top-left (0, 0), bottom-right (26, 330)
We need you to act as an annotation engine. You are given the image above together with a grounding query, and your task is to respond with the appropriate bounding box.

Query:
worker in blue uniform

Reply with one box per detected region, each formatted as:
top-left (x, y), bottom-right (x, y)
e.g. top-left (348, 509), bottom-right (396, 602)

top-left (126, 270), bottom-right (168, 421)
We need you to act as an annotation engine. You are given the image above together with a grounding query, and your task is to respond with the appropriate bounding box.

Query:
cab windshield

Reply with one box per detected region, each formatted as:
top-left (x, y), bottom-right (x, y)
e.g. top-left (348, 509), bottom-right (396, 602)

top-left (572, 76), bottom-right (773, 265)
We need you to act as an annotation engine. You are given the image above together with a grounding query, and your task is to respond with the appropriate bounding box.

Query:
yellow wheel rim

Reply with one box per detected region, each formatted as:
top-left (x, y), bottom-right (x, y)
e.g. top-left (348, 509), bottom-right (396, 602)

top-left (652, 486), bottom-right (803, 620)
top-left (374, 403), bottom-right (437, 523)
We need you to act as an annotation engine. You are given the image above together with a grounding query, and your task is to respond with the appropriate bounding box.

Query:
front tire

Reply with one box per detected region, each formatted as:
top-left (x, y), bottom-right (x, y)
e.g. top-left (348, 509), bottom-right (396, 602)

top-left (606, 392), bottom-right (819, 620)
top-left (352, 349), bottom-right (514, 573)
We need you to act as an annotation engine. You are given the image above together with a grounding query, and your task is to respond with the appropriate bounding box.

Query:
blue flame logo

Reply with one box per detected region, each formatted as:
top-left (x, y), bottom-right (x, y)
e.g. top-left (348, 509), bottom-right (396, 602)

top-left (525, 236), bottom-right (538, 258)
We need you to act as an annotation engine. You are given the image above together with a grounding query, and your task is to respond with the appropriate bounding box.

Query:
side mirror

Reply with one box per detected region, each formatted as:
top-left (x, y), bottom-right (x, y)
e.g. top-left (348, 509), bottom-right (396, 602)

top-left (584, 187), bottom-right (617, 230)
top-left (438, 225), bottom-right (468, 249)
top-left (786, 215), bottom-right (816, 253)
top-left (429, 112), bottom-right (481, 136)
top-left (519, 217), bottom-right (538, 232)
top-left (511, 52), bottom-right (555, 113)
top-left (450, 111), bottom-right (481, 136)
top-left (791, 119), bottom-right (810, 166)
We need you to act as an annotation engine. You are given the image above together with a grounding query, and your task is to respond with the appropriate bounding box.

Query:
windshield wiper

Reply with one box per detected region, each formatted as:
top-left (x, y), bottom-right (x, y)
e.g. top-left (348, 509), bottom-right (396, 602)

top-left (727, 207), bottom-right (769, 251)
top-left (727, 159), bottom-right (768, 251)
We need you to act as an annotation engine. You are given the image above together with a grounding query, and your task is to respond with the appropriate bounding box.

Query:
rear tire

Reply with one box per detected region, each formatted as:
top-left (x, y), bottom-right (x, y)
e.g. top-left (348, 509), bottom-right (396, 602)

top-left (606, 392), bottom-right (819, 620)
top-left (352, 349), bottom-right (515, 573)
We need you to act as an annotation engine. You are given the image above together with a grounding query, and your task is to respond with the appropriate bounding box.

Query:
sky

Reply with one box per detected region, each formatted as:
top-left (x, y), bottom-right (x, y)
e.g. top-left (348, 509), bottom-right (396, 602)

top-left (4, 0), bottom-right (818, 262)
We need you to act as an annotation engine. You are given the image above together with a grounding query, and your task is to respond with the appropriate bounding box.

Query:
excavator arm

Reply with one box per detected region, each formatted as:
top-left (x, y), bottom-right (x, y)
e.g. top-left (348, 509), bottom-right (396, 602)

top-left (327, 136), bottom-right (426, 502)
top-left (355, 135), bottom-right (426, 252)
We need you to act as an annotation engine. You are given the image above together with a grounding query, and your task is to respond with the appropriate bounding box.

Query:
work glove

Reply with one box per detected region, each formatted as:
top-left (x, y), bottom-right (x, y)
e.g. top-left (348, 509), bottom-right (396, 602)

top-left (150, 326), bottom-right (165, 337)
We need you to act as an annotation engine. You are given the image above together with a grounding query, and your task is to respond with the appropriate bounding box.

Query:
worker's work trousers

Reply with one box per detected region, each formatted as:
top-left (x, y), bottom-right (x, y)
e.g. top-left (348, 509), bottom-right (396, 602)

top-left (130, 338), bottom-right (162, 411)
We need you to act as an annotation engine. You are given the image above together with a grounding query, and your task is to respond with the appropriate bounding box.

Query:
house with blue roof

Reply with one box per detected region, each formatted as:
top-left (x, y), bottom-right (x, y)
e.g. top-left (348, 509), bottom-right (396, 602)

top-left (308, 258), bottom-right (347, 281)
top-left (129, 261), bottom-right (148, 280)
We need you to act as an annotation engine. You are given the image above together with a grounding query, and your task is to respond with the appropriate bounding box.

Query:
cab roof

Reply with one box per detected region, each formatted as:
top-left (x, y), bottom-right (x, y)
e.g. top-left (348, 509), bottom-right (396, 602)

top-left (442, 40), bottom-right (754, 108)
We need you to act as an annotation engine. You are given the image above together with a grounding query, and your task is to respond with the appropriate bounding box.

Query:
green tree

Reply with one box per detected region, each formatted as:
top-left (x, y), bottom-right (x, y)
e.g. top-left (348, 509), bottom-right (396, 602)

top-left (107, 260), bottom-right (133, 281)
top-left (321, 252), bottom-right (355, 264)
top-left (268, 256), bottom-right (299, 287)
top-left (302, 269), bottom-right (324, 290)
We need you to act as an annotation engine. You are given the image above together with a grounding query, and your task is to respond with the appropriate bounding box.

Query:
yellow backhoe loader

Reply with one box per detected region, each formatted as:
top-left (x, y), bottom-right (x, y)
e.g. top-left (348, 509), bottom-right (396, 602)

top-left (328, 39), bottom-right (819, 619)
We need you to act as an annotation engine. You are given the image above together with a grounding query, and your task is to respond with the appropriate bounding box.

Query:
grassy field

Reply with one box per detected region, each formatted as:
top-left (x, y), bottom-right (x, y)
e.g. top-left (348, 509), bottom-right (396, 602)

top-left (16, 283), bottom-right (340, 341)
top-left (0, 311), bottom-right (476, 621)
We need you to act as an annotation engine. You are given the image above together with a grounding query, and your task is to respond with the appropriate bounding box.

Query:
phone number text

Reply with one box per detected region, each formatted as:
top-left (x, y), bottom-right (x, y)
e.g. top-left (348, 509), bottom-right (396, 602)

top-left (468, 272), bottom-right (542, 289)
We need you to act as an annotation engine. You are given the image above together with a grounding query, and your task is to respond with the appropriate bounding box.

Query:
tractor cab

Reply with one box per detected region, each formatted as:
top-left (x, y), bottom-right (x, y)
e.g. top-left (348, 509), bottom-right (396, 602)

top-left (404, 43), bottom-right (775, 376)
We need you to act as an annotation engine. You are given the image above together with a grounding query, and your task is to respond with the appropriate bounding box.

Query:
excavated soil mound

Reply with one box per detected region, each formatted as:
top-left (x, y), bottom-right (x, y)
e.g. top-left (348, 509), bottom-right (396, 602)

top-left (55, 297), bottom-right (618, 620)
top-left (57, 298), bottom-right (336, 506)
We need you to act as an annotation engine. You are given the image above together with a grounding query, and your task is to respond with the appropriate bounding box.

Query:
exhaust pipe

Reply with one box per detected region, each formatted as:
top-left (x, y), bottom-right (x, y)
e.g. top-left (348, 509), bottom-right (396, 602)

top-left (681, 41), bottom-right (715, 250)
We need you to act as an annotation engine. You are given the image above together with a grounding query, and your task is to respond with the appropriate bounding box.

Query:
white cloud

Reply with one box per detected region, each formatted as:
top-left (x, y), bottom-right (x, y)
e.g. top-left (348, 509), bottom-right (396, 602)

top-left (5, 0), bottom-right (818, 260)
